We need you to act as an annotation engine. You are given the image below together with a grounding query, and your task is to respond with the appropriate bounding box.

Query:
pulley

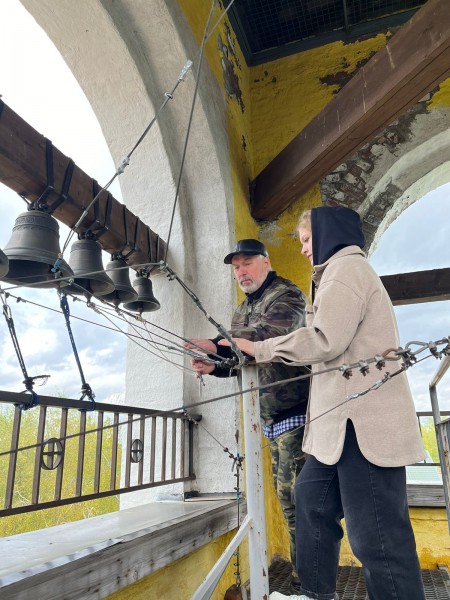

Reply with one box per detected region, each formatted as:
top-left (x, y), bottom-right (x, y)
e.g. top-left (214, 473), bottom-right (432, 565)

top-left (123, 271), bottom-right (160, 314)
top-left (1, 209), bottom-right (73, 287)
top-left (64, 235), bottom-right (114, 298)
top-left (101, 255), bottom-right (138, 307)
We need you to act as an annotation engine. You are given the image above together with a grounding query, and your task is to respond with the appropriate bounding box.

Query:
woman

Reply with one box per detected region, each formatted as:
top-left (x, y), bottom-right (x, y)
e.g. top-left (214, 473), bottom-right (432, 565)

top-left (220, 207), bottom-right (426, 600)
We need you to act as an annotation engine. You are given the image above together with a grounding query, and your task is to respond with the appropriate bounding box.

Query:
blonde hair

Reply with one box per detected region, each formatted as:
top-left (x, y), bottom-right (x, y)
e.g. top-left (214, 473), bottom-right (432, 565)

top-left (297, 209), bottom-right (311, 230)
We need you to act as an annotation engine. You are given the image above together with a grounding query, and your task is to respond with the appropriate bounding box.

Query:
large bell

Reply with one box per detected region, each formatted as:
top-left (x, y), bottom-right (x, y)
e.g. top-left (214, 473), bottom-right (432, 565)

top-left (123, 272), bottom-right (160, 314)
top-left (101, 256), bottom-right (138, 307)
top-left (2, 210), bottom-right (73, 287)
top-left (0, 249), bottom-right (9, 279)
top-left (65, 236), bottom-right (115, 297)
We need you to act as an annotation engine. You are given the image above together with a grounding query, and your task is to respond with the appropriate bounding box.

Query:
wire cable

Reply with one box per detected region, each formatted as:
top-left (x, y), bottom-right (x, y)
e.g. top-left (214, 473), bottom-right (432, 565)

top-left (1, 337), bottom-right (448, 458)
top-left (163, 0), bottom-right (215, 261)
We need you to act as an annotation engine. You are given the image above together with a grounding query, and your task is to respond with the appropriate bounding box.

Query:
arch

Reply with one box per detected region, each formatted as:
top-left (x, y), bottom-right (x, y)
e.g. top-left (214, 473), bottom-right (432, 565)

top-left (19, 0), bottom-right (239, 500)
top-left (370, 155), bottom-right (450, 256)
top-left (320, 100), bottom-right (450, 253)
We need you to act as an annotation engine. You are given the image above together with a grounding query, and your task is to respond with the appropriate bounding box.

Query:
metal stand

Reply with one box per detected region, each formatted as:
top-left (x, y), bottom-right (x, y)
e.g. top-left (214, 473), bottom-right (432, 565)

top-left (191, 365), bottom-right (269, 599)
top-left (429, 354), bottom-right (450, 532)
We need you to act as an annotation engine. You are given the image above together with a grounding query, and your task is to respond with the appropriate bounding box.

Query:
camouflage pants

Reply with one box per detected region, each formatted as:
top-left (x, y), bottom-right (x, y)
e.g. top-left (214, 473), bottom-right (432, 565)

top-left (269, 425), bottom-right (306, 579)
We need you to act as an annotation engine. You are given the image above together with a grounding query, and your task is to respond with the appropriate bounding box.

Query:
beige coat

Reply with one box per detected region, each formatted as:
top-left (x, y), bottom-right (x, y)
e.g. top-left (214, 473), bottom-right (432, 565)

top-left (254, 246), bottom-right (425, 467)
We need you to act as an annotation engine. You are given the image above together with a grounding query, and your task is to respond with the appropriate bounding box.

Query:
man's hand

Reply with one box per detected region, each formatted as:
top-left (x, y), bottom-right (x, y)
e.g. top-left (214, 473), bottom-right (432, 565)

top-left (218, 337), bottom-right (256, 357)
top-left (184, 338), bottom-right (217, 354)
top-left (191, 357), bottom-right (216, 376)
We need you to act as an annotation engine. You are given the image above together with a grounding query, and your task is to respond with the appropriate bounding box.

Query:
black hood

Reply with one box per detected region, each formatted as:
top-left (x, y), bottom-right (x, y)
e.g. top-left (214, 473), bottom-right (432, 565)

top-left (311, 206), bottom-right (365, 266)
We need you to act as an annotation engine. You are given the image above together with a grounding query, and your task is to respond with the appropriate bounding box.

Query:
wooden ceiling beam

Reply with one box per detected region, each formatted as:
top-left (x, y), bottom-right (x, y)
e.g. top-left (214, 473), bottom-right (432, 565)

top-left (250, 0), bottom-right (450, 221)
top-left (381, 268), bottom-right (450, 305)
top-left (0, 100), bottom-right (166, 268)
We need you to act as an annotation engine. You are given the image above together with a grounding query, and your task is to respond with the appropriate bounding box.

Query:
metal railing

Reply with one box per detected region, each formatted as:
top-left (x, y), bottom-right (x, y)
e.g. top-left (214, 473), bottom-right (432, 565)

top-left (414, 410), bottom-right (450, 467)
top-left (0, 390), bottom-right (197, 516)
top-left (429, 355), bottom-right (450, 531)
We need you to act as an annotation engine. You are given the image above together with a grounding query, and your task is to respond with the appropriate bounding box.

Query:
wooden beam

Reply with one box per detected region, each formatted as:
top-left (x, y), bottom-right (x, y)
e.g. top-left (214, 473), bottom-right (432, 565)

top-left (251, 0), bottom-right (450, 221)
top-left (0, 100), bottom-right (166, 267)
top-left (380, 268), bottom-right (450, 305)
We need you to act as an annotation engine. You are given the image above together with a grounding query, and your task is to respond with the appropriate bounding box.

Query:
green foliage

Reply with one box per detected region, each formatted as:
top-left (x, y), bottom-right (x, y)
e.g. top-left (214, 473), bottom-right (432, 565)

top-left (419, 417), bottom-right (440, 463)
top-left (0, 405), bottom-right (120, 537)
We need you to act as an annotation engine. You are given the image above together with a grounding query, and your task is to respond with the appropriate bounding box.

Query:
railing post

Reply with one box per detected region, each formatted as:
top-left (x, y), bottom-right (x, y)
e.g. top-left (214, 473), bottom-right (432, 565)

top-left (241, 364), bottom-right (269, 598)
top-left (429, 354), bottom-right (450, 532)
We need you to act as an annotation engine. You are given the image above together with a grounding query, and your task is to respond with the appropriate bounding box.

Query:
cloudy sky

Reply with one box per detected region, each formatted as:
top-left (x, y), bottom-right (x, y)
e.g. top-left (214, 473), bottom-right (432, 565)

top-left (0, 0), bottom-right (127, 402)
top-left (370, 188), bottom-right (450, 412)
top-left (0, 0), bottom-right (449, 414)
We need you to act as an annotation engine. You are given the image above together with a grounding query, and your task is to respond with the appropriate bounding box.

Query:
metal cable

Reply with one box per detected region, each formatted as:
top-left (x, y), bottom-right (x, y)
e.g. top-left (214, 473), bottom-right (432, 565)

top-left (58, 290), bottom-right (96, 408)
top-left (1, 337), bottom-right (448, 458)
top-left (163, 0), bottom-right (215, 261)
top-left (60, 0), bottom-right (236, 255)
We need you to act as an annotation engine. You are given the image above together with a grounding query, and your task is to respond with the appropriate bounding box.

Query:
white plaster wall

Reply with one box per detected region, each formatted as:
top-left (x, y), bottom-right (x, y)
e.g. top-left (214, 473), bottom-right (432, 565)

top-left (20, 0), bottom-right (240, 506)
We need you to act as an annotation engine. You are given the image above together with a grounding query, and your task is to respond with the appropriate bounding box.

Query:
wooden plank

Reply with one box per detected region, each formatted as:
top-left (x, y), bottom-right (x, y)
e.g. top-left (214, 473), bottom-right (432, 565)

top-left (380, 268), bottom-right (450, 305)
top-left (407, 484), bottom-right (445, 507)
top-left (0, 500), bottom-right (243, 600)
top-left (251, 0), bottom-right (450, 220)
top-left (0, 100), bottom-right (166, 266)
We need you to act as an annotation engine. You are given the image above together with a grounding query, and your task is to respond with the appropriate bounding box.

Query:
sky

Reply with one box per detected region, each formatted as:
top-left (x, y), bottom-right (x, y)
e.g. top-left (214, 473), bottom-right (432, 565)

top-left (370, 187), bottom-right (450, 412)
top-left (0, 0), bottom-right (449, 413)
top-left (0, 0), bottom-right (127, 402)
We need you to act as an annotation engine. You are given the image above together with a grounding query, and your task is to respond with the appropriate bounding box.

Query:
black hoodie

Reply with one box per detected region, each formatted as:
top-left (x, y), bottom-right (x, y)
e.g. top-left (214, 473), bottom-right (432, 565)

top-left (311, 206), bottom-right (365, 266)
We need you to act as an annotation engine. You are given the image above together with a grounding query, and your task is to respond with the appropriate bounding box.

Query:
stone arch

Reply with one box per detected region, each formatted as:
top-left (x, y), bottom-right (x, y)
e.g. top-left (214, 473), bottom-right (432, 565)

top-left (321, 100), bottom-right (450, 254)
top-left (370, 143), bottom-right (450, 256)
top-left (19, 0), bottom-right (239, 500)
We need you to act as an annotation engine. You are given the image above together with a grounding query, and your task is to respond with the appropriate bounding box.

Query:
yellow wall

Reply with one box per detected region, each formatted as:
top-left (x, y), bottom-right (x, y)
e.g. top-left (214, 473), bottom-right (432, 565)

top-left (109, 3), bottom-right (450, 598)
top-left (340, 508), bottom-right (450, 569)
top-left (105, 530), bottom-right (248, 600)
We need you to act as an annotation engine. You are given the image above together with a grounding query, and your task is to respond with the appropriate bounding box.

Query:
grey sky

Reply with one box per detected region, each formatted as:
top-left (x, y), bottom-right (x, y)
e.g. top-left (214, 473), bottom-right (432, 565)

top-left (0, 0), bottom-right (127, 401)
top-left (370, 187), bottom-right (450, 412)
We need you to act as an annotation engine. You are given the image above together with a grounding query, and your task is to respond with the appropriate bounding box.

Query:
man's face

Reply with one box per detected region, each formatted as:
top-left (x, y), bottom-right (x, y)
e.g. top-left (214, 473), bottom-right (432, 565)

top-left (231, 254), bottom-right (270, 294)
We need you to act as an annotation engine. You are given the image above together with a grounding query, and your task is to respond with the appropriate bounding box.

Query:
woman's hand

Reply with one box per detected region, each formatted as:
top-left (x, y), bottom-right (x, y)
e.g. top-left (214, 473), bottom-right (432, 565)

top-left (218, 337), bottom-right (256, 357)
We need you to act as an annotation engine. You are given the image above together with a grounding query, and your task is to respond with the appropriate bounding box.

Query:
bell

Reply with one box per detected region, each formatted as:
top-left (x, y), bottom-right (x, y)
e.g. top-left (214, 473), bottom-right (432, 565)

top-left (123, 272), bottom-right (160, 313)
top-left (0, 248), bottom-right (9, 279)
top-left (65, 236), bottom-right (115, 297)
top-left (2, 210), bottom-right (73, 287)
top-left (101, 256), bottom-right (138, 307)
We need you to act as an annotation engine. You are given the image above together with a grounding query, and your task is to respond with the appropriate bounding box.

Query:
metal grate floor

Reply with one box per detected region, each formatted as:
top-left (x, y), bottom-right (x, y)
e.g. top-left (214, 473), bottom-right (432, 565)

top-left (264, 557), bottom-right (450, 600)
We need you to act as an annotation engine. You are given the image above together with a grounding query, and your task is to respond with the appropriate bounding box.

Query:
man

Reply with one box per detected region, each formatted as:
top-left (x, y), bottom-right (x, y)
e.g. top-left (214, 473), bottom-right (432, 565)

top-left (186, 239), bottom-right (309, 593)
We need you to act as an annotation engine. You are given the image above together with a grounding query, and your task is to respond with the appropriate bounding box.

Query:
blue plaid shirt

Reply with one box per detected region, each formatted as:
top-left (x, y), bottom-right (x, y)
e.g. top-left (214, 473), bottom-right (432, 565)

top-left (262, 414), bottom-right (307, 439)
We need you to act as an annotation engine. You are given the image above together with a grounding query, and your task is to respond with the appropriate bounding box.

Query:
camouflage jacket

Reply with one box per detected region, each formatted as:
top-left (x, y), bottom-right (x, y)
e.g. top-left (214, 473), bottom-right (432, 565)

top-left (211, 272), bottom-right (310, 424)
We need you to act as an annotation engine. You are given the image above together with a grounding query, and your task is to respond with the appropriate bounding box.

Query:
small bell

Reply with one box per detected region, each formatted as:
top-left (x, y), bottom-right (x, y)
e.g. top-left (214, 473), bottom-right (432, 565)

top-left (102, 255), bottom-right (138, 307)
top-left (123, 271), bottom-right (160, 314)
top-left (65, 235), bottom-right (114, 297)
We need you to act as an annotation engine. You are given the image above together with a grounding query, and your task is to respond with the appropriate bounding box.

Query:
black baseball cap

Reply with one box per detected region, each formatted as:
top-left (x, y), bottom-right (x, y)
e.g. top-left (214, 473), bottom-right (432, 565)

top-left (224, 239), bottom-right (268, 264)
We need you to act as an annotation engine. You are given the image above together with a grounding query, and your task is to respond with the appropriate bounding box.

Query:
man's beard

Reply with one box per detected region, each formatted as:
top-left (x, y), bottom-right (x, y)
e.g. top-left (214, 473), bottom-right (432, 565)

top-left (238, 278), bottom-right (260, 294)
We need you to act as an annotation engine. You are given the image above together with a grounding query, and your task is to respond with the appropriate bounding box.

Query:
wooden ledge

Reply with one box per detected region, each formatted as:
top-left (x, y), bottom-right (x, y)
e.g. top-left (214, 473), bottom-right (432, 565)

top-left (0, 499), bottom-right (244, 599)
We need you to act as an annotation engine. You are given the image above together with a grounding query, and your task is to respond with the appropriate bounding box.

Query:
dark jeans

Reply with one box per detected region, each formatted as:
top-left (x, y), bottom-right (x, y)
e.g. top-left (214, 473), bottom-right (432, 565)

top-left (295, 422), bottom-right (425, 600)
top-left (269, 426), bottom-right (306, 581)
